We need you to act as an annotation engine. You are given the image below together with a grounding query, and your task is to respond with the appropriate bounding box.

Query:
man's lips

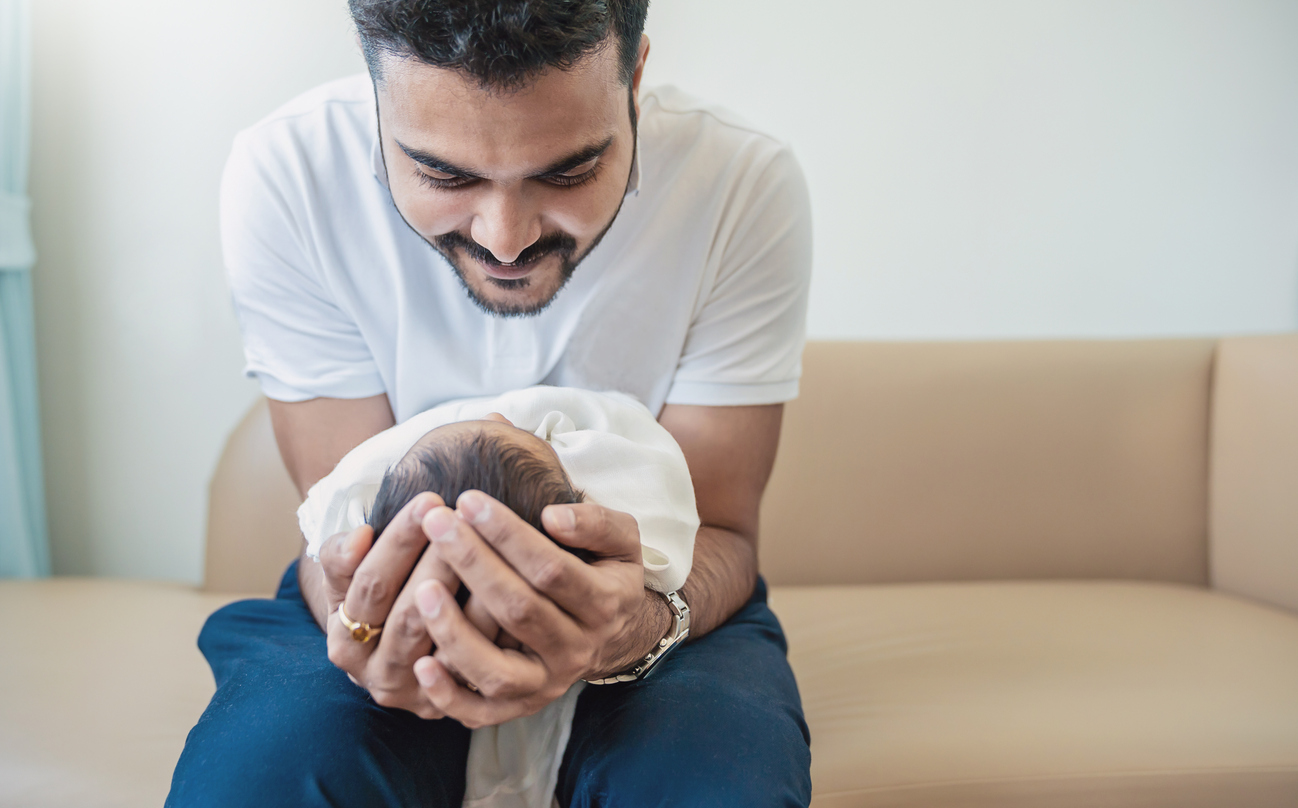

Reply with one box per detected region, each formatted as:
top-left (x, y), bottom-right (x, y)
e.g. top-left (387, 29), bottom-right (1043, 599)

top-left (475, 253), bottom-right (547, 280)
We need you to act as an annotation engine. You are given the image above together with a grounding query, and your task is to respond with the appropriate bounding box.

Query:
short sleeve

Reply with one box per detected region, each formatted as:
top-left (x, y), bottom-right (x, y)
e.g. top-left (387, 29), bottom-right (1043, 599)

top-left (221, 128), bottom-right (387, 402)
top-left (664, 145), bottom-right (813, 407)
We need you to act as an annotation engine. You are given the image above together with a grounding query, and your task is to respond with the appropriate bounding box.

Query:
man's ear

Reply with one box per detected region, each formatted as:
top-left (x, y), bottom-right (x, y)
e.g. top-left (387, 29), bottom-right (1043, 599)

top-left (631, 35), bottom-right (651, 120)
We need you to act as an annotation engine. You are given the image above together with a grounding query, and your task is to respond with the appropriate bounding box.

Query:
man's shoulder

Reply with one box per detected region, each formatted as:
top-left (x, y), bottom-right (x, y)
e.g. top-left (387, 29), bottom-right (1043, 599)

top-left (642, 86), bottom-right (784, 142)
top-left (640, 86), bottom-right (791, 168)
top-left (241, 74), bottom-right (373, 137)
top-left (635, 85), bottom-right (803, 216)
top-left (229, 74), bottom-right (375, 173)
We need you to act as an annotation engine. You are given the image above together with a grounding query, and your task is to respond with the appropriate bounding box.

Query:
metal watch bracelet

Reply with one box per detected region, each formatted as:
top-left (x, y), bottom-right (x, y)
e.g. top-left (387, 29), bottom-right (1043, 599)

top-left (583, 589), bottom-right (690, 685)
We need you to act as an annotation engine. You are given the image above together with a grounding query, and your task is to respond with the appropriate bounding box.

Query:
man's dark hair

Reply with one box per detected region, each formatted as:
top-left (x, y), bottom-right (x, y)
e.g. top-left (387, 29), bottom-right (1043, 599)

top-left (349, 0), bottom-right (650, 90)
top-left (368, 429), bottom-right (591, 559)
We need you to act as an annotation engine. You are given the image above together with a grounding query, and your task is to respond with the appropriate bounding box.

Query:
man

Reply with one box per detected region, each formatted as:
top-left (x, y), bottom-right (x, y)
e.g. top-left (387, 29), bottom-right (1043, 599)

top-left (169, 1), bottom-right (813, 805)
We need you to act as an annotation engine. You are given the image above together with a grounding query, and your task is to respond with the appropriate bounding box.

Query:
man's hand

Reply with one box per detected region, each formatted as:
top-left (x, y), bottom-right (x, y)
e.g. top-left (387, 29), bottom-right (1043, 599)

top-left (312, 492), bottom-right (465, 719)
top-left (410, 492), bottom-right (670, 729)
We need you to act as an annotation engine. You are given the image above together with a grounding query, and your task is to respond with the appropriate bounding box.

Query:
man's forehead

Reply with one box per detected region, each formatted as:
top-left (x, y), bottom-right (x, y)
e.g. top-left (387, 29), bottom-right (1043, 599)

top-left (376, 51), bottom-right (627, 178)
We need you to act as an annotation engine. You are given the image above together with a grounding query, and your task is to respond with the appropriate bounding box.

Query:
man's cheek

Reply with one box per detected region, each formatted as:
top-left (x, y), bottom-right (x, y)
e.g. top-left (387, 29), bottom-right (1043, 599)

top-left (543, 189), bottom-right (621, 241)
top-left (392, 186), bottom-right (465, 238)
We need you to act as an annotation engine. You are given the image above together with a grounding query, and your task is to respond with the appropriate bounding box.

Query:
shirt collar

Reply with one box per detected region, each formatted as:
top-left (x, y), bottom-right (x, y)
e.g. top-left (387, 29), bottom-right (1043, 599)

top-left (371, 130), bottom-right (390, 190)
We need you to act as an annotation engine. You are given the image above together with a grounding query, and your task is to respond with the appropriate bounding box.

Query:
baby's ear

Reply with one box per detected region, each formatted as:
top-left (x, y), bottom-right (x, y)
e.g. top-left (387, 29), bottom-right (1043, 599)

top-left (483, 411), bottom-right (515, 426)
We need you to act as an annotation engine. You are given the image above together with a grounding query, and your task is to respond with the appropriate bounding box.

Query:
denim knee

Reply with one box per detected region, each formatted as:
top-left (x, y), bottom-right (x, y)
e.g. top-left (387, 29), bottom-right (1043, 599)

top-left (168, 588), bottom-right (470, 808)
top-left (561, 678), bottom-right (811, 806)
top-left (559, 580), bottom-right (812, 807)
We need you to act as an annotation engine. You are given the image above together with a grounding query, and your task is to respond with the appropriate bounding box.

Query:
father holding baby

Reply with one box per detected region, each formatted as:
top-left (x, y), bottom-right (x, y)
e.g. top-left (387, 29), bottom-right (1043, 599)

top-left (168, 1), bottom-right (813, 806)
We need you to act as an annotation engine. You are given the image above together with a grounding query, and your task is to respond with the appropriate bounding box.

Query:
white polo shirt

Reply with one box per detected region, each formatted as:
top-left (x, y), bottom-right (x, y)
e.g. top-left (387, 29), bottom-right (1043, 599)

top-left (222, 75), bottom-right (811, 423)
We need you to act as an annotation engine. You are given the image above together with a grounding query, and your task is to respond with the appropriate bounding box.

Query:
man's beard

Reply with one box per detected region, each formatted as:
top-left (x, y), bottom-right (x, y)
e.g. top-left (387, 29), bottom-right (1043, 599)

top-left (432, 230), bottom-right (580, 318)
top-left (430, 205), bottom-right (621, 317)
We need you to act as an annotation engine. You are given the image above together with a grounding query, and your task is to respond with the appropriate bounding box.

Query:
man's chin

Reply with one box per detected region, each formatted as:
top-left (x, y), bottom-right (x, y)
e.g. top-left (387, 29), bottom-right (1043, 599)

top-left (453, 258), bottom-right (570, 317)
top-left (471, 284), bottom-right (557, 317)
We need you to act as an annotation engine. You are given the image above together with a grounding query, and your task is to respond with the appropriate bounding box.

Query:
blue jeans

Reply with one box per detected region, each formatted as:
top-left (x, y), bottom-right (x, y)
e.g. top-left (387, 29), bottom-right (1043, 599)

top-left (167, 562), bottom-right (811, 807)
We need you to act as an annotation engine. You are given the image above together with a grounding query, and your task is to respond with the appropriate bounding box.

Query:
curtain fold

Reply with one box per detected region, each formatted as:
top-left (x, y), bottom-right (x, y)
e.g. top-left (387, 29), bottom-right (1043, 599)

top-left (1, 0), bottom-right (50, 578)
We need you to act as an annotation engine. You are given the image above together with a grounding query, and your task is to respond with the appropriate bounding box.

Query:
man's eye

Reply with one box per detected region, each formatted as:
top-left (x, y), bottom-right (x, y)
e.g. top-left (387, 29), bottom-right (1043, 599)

top-left (416, 170), bottom-right (473, 190)
top-left (561, 159), bottom-right (598, 177)
top-left (547, 160), bottom-right (601, 188)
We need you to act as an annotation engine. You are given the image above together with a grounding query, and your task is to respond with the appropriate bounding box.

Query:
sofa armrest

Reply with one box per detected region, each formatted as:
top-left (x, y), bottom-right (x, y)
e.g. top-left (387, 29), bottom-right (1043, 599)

top-left (203, 397), bottom-right (304, 594)
top-left (1210, 334), bottom-right (1298, 614)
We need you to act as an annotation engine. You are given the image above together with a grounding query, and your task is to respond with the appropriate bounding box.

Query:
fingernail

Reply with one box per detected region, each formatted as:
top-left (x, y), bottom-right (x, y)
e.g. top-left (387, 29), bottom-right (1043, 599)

top-left (424, 508), bottom-right (457, 543)
top-left (416, 581), bottom-right (443, 618)
top-left (412, 493), bottom-right (436, 521)
top-left (414, 659), bottom-right (437, 687)
top-left (552, 505), bottom-right (576, 533)
top-left (458, 492), bottom-right (491, 525)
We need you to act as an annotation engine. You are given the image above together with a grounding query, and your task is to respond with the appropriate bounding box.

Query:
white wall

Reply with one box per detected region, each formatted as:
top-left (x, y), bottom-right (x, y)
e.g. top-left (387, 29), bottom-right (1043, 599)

top-left (29, 0), bottom-right (1298, 582)
top-left (645, 0), bottom-right (1298, 339)
top-left (30, 0), bottom-right (364, 580)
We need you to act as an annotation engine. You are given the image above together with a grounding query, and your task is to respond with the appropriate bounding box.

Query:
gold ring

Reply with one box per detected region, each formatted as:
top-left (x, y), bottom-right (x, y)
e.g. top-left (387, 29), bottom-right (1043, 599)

top-left (337, 602), bottom-right (383, 643)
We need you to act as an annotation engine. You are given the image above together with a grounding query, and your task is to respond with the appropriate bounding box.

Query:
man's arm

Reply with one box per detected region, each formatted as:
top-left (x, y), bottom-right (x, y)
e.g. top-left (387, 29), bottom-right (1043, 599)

top-left (268, 394), bottom-right (396, 500)
top-left (659, 401), bottom-right (783, 637)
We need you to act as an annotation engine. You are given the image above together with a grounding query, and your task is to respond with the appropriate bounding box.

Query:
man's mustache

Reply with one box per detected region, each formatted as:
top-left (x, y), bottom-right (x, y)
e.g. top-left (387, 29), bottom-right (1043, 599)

top-left (435, 231), bottom-right (577, 267)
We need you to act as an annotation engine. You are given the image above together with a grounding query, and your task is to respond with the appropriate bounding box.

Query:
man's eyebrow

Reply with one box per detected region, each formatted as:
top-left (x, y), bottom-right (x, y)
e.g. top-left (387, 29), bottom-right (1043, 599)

top-left (531, 136), bottom-right (614, 177)
top-left (395, 140), bottom-right (483, 179)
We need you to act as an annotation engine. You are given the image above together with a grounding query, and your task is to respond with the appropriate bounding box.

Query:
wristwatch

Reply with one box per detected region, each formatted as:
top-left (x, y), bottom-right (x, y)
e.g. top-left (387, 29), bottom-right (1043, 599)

top-left (583, 589), bottom-right (690, 684)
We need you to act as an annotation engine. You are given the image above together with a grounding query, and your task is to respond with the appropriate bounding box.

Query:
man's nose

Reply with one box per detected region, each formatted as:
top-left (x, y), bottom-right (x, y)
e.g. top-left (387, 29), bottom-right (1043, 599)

top-left (469, 188), bottom-right (543, 264)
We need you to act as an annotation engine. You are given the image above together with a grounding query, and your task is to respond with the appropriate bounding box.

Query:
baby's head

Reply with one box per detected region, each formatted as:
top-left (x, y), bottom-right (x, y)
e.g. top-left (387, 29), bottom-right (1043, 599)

top-left (367, 415), bottom-right (590, 558)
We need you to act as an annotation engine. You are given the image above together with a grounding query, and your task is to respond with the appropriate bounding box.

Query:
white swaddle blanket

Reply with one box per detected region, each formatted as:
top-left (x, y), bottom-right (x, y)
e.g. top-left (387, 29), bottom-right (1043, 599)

top-left (298, 387), bottom-right (699, 808)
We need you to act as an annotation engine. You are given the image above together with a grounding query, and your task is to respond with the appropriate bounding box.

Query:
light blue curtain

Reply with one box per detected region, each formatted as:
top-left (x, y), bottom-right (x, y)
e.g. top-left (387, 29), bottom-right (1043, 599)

top-left (0, 0), bottom-right (49, 578)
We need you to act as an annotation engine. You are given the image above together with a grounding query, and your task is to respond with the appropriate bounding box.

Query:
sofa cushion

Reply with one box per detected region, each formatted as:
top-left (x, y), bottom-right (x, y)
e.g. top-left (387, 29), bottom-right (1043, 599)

top-left (7, 579), bottom-right (1296, 807)
top-left (0, 580), bottom-right (237, 808)
top-left (770, 581), bottom-right (1298, 807)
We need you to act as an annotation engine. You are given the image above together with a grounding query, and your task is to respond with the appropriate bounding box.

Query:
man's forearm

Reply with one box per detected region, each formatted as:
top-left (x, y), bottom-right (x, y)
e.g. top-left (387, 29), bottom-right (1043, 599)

top-left (599, 524), bottom-right (756, 676)
top-left (679, 525), bottom-right (758, 637)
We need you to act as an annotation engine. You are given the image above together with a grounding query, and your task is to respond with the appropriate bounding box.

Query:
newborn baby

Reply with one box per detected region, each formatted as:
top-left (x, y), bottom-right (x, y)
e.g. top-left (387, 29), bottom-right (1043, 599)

top-left (298, 387), bottom-right (698, 808)
top-left (366, 413), bottom-right (596, 566)
top-left (365, 414), bottom-right (596, 653)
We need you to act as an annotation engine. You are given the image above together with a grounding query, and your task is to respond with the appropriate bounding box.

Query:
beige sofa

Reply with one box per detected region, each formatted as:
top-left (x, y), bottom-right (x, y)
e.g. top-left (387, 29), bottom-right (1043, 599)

top-left (3, 337), bottom-right (1297, 807)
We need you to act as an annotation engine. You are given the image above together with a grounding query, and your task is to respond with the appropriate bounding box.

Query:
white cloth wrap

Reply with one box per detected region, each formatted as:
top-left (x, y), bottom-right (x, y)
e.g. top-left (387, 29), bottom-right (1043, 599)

top-left (296, 386), bottom-right (699, 808)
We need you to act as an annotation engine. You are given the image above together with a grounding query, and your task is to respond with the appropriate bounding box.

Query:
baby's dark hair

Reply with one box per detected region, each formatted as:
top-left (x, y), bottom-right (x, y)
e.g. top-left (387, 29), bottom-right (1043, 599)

top-left (368, 428), bottom-right (590, 558)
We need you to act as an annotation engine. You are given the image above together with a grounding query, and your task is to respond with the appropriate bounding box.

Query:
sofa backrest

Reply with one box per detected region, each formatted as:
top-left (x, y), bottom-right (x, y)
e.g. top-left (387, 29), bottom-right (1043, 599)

top-left (758, 339), bottom-right (1217, 587)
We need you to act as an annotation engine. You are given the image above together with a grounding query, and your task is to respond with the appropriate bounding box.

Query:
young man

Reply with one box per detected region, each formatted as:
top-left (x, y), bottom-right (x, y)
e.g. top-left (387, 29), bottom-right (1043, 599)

top-left (169, 1), bottom-right (813, 805)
